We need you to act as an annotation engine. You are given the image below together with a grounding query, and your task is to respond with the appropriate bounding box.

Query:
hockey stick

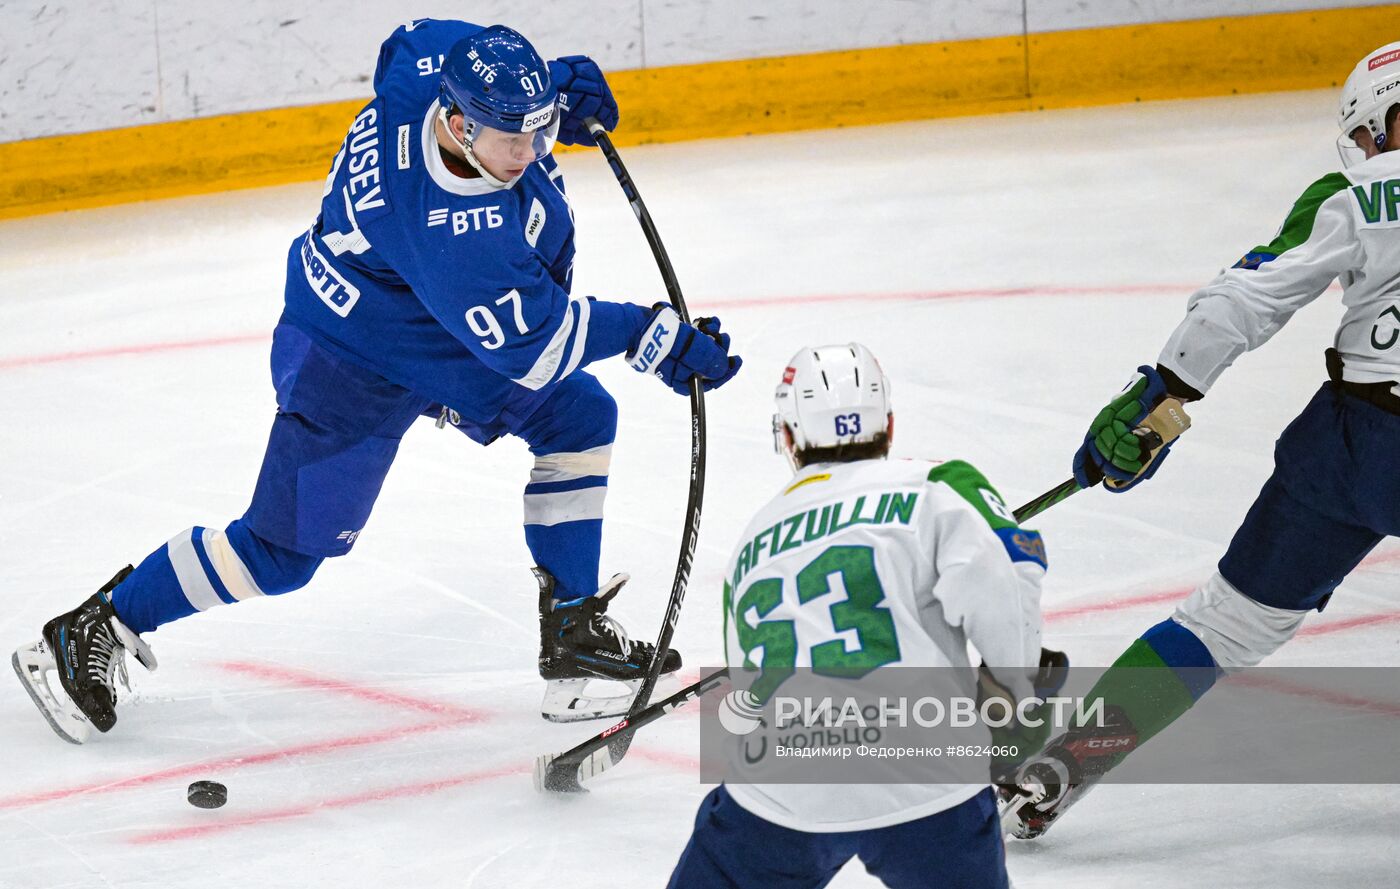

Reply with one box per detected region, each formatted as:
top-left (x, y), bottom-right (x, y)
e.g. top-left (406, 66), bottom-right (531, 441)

top-left (534, 667), bottom-right (730, 793)
top-left (1013, 479), bottom-right (1080, 524)
top-left (536, 118), bottom-right (707, 793)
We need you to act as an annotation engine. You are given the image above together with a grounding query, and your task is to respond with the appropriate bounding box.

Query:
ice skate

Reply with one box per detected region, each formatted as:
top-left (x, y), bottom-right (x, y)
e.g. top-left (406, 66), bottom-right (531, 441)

top-left (12, 566), bottom-right (157, 744)
top-left (999, 705), bottom-right (1139, 839)
top-left (536, 568), bottom-right (681, 723)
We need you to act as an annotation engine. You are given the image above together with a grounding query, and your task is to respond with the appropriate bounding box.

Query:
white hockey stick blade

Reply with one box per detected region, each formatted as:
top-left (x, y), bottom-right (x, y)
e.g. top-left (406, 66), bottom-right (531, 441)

top-left (532, 753), bottom-right (558, 794)
top-left (12, 641), bottom-right (92, 745)
top-left (534, 745), bottom-right (616, 794)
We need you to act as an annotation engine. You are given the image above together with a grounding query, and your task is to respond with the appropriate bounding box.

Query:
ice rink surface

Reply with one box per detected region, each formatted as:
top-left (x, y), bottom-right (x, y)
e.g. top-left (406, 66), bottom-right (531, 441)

top-left (3, 89), bottom-right (1400, 887)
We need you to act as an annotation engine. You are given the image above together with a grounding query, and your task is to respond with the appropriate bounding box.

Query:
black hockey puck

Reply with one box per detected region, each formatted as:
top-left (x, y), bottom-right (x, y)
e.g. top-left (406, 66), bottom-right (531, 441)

top-left (187, 780), bottom-right (227, 809)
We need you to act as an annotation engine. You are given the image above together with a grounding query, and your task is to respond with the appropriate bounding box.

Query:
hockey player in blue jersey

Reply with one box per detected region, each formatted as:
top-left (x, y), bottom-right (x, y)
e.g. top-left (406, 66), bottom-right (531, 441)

top-left (12, 20), bottom-right (742, 743)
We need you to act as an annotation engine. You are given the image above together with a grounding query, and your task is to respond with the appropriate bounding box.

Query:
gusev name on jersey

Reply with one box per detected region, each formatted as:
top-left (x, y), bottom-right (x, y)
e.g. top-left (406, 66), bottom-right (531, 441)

top-left (1162, 149), bottom-right (1400, 393)
top-left (721, 457), bottom-right (1046, 832)
top-left (282, 19), bottom-right (647, 436)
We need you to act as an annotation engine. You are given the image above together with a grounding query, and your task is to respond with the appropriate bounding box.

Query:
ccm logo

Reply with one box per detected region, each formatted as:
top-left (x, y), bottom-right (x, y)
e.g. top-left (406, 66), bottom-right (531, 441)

top-left (601, 719), bottom-right (630, 738)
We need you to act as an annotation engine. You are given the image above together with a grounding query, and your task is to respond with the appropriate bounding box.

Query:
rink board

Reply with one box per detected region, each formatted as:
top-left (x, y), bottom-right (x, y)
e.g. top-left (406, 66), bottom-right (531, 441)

top-left (0, 3), bottom-right (1395, 220)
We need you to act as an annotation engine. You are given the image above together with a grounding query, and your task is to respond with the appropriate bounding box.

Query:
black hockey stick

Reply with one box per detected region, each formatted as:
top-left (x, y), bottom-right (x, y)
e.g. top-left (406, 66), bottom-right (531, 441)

top-left (536, 118), bottom-right (707, 793)
top-left (1013, 479), bottom-right (1080, 523)
top-left (534, 667), bottom-right (730, 793)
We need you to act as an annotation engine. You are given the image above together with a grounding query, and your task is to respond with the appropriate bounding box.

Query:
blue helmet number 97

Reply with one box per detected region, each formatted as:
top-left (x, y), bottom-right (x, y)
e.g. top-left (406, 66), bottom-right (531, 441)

top-left (834, 413), bottom-right (862, 436)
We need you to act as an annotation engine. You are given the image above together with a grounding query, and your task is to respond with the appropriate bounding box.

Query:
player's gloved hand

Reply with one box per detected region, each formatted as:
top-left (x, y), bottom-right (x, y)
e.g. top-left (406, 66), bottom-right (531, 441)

top-left (1033, 648), bottom-right (1070, 699)
top-left (978, 664), bottom-right (1053, 782)
top-left (1072, 365), bottom-right (1175, 493)
top-left (627, 304), bottom-right (743, 395)
top-left (548, 55), bottom-right (618, 146)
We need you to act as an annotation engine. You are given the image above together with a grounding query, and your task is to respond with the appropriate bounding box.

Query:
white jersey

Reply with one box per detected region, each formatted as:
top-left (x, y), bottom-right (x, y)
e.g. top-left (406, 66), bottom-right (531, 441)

top-left (1160, 149), bottom-right (1400, 393)
top-left (721, 457), bottom-right (1046, 832)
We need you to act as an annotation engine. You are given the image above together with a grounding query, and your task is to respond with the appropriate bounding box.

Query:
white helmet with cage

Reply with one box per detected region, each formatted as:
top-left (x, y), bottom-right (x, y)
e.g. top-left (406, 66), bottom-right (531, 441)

top-left (1338, 41), bottom-right (1400, 167)
top-left (772, 343), bottom-right (893, 470)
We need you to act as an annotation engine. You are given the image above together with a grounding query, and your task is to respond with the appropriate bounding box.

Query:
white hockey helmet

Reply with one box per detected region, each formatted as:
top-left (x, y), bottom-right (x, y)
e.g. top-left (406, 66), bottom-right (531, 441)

top-left (773, 343), bottom-right (892, 469)
top-left (1337, 41), bottom-right (1400, 167)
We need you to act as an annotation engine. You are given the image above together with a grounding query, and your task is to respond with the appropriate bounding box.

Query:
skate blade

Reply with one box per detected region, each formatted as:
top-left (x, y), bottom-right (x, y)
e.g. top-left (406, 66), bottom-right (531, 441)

top-left (999, 777), bottom-right (1053, 839)
top-left (12, 641), bottom-right (92, 745)
top-left (540, 677), bottom-right (642, 723)
top-left (998, 792), bottom-right (1036, 838)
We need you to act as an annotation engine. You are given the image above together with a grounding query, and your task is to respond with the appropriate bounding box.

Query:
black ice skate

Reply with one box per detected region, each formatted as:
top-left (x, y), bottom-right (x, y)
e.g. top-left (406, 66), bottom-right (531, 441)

top-left (536, 567), bottom-right (681, 723)
top-left (999, 705), bottom-right (1139, 839)
top-left (12, 566), bottom-right (157, 744)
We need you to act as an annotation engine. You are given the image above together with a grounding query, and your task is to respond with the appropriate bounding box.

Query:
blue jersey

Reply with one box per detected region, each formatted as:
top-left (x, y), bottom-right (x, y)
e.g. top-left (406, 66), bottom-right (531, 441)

top-left (281, 19), bottom-right (646, 430)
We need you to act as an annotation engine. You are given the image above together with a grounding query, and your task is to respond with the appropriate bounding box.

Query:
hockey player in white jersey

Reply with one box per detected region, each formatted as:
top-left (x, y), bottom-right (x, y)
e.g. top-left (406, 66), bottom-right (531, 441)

top-left (667, 344), bottom-right (1049, 889)
top-left (1003, 41), bottom-right (1400, 839)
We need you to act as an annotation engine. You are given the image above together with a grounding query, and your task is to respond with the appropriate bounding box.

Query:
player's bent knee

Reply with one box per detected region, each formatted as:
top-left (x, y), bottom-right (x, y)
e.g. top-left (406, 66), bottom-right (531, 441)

top-left (1172, 571), bottom-right (1307, 671)
top-left (223, 520), bottom-right (324, 596)
top-left (575, 382), bottom-right (618, 439)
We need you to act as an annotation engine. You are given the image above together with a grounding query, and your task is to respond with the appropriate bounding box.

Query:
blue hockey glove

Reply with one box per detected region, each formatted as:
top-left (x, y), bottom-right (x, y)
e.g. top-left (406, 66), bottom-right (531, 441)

top-left (1072, 365), bottom-right (1179, 493)
top-left (627, 304), bottom-right (743, 395)
top-left (548, 55), bottom-right (618, 146)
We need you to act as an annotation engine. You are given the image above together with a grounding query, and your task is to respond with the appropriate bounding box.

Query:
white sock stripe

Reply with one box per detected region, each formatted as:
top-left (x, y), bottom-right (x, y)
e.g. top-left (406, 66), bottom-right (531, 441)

top-left (1173, 571), bottom-right (1307, 671)
top-left (198, 527), bottom-right (266, 602)
top-left (514, 298), bottom-right (581, 391)
top-left (530, 444), bottom-right (614, 483)
top-left (166, 528), bottom-right (224, 613)
top-left (523, 486), bottom-right (609, 526)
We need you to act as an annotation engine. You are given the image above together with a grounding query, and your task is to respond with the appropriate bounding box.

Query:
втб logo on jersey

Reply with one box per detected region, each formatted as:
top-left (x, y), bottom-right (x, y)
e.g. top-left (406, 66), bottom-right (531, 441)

top-left (428, 206), bottom-right (505, 236)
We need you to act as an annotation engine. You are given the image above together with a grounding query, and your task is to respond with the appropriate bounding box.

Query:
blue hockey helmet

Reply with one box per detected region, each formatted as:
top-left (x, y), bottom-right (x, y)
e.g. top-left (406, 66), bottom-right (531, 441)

top-left (439, 26), bottom-right (560, 183)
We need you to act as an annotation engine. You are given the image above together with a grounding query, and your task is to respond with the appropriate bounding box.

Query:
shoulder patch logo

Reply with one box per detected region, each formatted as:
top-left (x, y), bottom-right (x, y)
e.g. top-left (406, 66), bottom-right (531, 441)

top-left (995, 527), bottom-right (1047, 569)
top-left (525, 198), bottom-right (547, 248)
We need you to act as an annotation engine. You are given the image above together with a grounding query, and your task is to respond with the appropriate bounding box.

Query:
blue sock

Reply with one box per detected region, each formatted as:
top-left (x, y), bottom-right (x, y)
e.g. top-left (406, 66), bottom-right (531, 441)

top-left (1140, 618), bottom-right (1220, 700)
top-left (111, 520), bottom-right (321, 634)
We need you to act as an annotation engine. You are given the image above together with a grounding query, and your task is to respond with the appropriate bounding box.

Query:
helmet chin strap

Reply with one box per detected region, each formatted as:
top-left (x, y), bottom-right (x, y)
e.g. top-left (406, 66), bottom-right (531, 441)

top-left (438, 106), bottom-right (521, 189)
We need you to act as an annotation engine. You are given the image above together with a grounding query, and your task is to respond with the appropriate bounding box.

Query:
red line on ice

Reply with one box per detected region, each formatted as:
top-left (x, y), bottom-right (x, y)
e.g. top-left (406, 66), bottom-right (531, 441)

top-left (1298, 611), bottom-right (1400, 637)
top-left (701, 283), bottom-right (1189, 310)
top-left (124, 745), bottom-right (706, 845)
top-left (125, 762), bottom-right (528, 845)
top-left (1227, 673), bottom-right (1400, 719)
top-left (215, 660), bottom-right (480, 718)
top-left (631, 747), bottom-right (703, 772)
top-left (0, 333), bottom-right (268, 370)
top-left (1043, 587), bottom-right (1192, 624)
top-left (0, 715), bottom-right (476, 811)
top-left (0, 284), bottom-right (1190, 370)
top-left (1041, 547), bottom-right (1400, 632)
